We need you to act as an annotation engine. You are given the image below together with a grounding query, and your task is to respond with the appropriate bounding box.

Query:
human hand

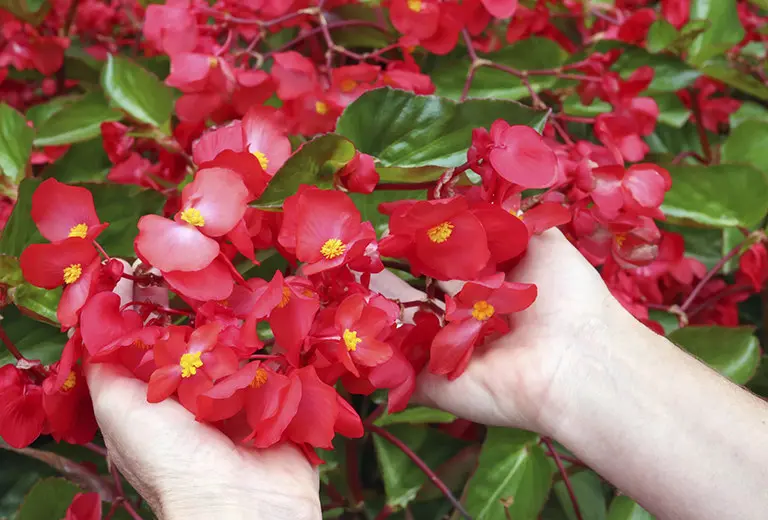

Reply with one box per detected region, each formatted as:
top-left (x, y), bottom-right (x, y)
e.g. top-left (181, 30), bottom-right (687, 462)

top-left (86, 263), bottom-right (321, 520)
top-left (371, 228), bottom-right (638, 435)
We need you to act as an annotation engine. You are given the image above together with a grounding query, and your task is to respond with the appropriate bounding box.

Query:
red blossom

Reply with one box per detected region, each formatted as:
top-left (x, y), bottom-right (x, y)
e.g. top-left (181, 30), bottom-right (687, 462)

top-left (63, 493), bottom-right (102, 520)
top-left (0, 365), bottom-right (46, 448)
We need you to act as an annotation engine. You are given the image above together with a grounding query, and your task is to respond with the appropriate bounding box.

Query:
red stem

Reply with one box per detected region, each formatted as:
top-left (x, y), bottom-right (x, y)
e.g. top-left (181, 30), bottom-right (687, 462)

top-left (542, 438), bottom-right (583, 520)
top-left (120, 300), bottom-right (193, 317)
top-left (689, 88), bottom-right (712, 164)
top-left (93, 240), bottom-right (111, 260)
top-left (375, 505), bottom-right (395, 520)
top-left (0, 324), bottom-right (47, 381)
top-left (680, 238), bottom-right (753, 313)
top-left (345, 437), bottom-right (365, 506)
top-left (687, 284), bottom-right (753, 318)
top-left (368, 424), bottom-right (471, 519)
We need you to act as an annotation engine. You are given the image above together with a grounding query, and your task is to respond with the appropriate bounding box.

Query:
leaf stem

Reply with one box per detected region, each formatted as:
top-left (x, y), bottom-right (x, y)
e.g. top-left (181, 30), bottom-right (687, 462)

top-left (542, 438), bottom-right (583, 520)
top-left (0, 323), bottom-right (47, 381)
top-left (368, 424), bottom-right (472, 520)
top-left (689, 88), bottom-right (712, 164)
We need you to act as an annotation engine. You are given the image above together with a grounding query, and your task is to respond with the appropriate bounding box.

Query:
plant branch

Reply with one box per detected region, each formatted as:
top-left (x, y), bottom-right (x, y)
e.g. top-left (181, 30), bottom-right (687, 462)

top-left (368, 424), bottom-right (472, 520)
top-left (345, 437), bottom-right (365, 507)
top-left (542, 438), bottom-right (583, 520)
top-left (0, 324), bottom-right (47, 381)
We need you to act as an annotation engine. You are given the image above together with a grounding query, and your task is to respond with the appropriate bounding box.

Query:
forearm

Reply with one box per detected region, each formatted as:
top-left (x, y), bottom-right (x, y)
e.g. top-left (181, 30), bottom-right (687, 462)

top-left (544, 307), bottom-right (768, 520)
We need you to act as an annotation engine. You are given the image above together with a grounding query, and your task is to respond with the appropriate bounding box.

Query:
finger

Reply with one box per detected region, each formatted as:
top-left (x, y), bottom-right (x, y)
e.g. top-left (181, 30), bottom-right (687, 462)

top-left (369, 269), bottom-right (430, 323)
top-left (112, 259), bottom-right (133, 306)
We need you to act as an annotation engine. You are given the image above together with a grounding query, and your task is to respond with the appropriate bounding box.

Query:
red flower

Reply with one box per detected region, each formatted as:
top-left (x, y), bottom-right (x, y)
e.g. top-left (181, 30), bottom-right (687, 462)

top-left (738, 243), bottom-right (768, 292)
top-left (143, 0), bottom-right (199, 56)
top-left (57, 257), bottom-right (124, 330)
top-left (63, 493), bottom-right (102, 520)
top-left (278, 187), bottom-right (378, 275)
top-left (42, 363), bottom-right (98, 444)
top-left (0, 365), bottom-right (45, 448)
top-left (147, 323), bottom-right (239, 414)
top-left (20, 238), bottom-right (99, 290)
top-left (678, 78), bottom-right (741, 133)
top-left (481, 0), bottom-right (518, 19)
top-left (337, 152), bottom-right (380, 194)
top-left (31, 179), bottom-right (108, 242)
top-left (390, 0), bottom-right (442, 41)
top-left (266, 277), bottom-right (320, 364)
top-left (430, 273), bottom-right (537, 379)
top-left (270, 51), bottom-right (319, 101)
top-left (589, 163), bottom-right (671, 220)
top-left (661, 0), bottom-right (690, 29)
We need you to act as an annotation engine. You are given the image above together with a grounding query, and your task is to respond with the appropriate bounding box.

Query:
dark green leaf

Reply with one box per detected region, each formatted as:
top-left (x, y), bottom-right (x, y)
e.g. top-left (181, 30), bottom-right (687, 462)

top-left (431, 38), bottom-right (568, 101)
top-left (464, 428), bottom-right (554, 520)
top-left (646, 20), bottom-right (679, 54)
top-left (87, 183), bottom-right (166, 257)
top-left (554, 471), bottom-right (607, 520)
top-left (687, 0), bottom-right (745, 66)
top-left (0, 103), bottom-right (34, 183)
top-left (606, 496), bottom-right (654, 520)
top-left (0, 178), bottom-right (43, 256)
top-left (373, 424), bottom-right (467, 508)
top-left (698, 60), bottom-right (768, 101)
top-left (747, 355), bottom-right (768, 397)
top-left (0, 306), bottom-right (66, 365)
top-left (647, 309), bottom-right (681, 335)
top-left (377, 165), bottom-right (445, 184)
top-left (721, 120), bottom-right (768, 172)
top-left (613, 48), bottom-right (700, 93)
top-left (41, 139), bottom-right (111, 183)
top-left (16, 478), bottom-right (81, 520)
top-left (661, 164), bottom-right (768, 228)
top-left (254, 134), bottom-right (357, 208)
top-left (562, 96), bottom-right (611, 117)
top-left (101, 54), bottom-right (174, 131)
top-left (375, 406), bottom-right (456, 426)
top-left (667, 326), bottom-right (761, 384)
top-left (337, 87), bottom-right (549, 168)
top-left (721, 227), bottom-right (745, 274)
top-left (33, 92), bottom-right (123, 146)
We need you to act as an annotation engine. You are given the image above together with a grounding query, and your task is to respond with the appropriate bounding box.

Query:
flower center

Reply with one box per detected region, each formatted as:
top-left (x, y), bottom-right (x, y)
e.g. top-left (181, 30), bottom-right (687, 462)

top-left (61, 371), bottom-right (77, 392)
top-left (180, 208), bottom-right (205, 227)
top-left (427, 221), bottom-right (454, 244)
top-left (180, 351), bottom-right (203, 378)
top-left (407, 0), bottom-right (422, 12)
top-left (340, 79), bottom-right (357, 92)
top-left (68, 223), bottom-right (88, 238)
top-left (278, 286), bottom-right (291, 308)
top-left (343, 329), bottom-right (362, 351)
top-left (63, 264), bottom-right (82, 284)
top-left (250, 368), bottom-right (268, 388)
top-left (615, 233), bottom-right (627, 247)
top-left (471, 300), bottom-right (495, 321)
top-left (320, 238), bottom-right (346, 259)
top-left (315, 101), bottom-right (328, 115)
top-left (252, 150), bottom-right (269, 170)
top-left (133, 339), bottom-right (151, 350)
top-left (208, 56), bottom-right (218, 68)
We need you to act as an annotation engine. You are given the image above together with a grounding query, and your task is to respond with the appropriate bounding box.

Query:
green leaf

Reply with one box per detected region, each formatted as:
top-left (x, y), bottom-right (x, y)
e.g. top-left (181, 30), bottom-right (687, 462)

top-left (554, 471), bottom-right (607, 520)
top-left (730, 101), bottom-right (768, 128)
top-left (10, 284), bottom-right (61, 324)
top-left (0, 103), bottom-right (34, 183)
top-left (26, 96), bottom-right (77, 128)
top-left (33, 92), bottom-right (123, 146)
top-left (0, 0), bottom-right (49, 24)
top-left (377, 165), bottom-right (445, 184)
top-left (102, 54), bottom-right (174, 131)
top-left (654, 93), bottom-right (691, 128)
top-left (431, 38), bottom-right (569, 101)
top-left (464, 428), bottom-right (554, 520)
top-left (373, 424), bottom-right (467, 508)
top-left (721, 120), bottom-right (768, 172)
top-left (337, 87), bottom-right (549, 169)
top-left (658, 223), bottom-right (722, 270)
top-left (0, 306), bottom-right (66, 365)
top-left (375, 406), bottom-right (456, 426)
top-left (0, 255), bottom-right (23, 286)
top-left (254, 134), bottom-right (357, 208)
top-left (16, 478), bottom-right (81, 520)
top-left (613, 48), bottom-right (700, 93)
top-left (607, 496), bottom-right (654, 520)
top-left (0, 178), bottom-right (43, 256)
top-left (667, 326), bottom-right (761, 384)
top-left (349, 188), bottom-right (426, 237)
top-left (87, 183), bottom-right (166, 257)
top-left (687, 0), bottom-right (745, 66)
top-left (699, 61), bottom-right (768, 101)
top-left (41, 139), bottom-right (111, 183)
top-left (646, 20), bottom-right (679, 54)
top-left (747, 0), bottom-right (768, 9)
top-left (562, 96), bottom-right (611, 117)
top-left (661, 164), bottom-right (768, 228)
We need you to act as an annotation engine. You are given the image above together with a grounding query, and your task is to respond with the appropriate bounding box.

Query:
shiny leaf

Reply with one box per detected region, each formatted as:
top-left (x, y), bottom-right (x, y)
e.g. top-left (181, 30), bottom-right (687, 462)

top-left (661, 164), bottom-right (768, 228)
top-left (0, 104), bottom-right (34, 183)
top-left (33, 92), bottom-right (123, 146)
top-left (606, 496), bottom-right (654, 520)
top-left (554, 471), bottom-right (608, 520)
top-left (668, 326), bottom-right (761, 385)
top-left (646, 20), bottom-right (678, 53)
top-left (337, 87), bottom-right (549, 168)
top-left (464, 428), bottom-right (554, 520)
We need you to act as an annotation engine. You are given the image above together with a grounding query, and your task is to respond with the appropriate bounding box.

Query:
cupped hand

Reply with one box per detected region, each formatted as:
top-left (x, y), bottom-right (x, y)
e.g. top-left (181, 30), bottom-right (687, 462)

top-left (372, 229), bottom-right (634, 435)
top-left (86, 262), bottom-right (321, 520)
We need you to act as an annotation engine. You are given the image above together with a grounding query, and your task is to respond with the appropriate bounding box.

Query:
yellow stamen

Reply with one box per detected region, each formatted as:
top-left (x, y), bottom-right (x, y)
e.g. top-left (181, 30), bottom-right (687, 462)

top-left (180, 208), bottom-right (205, 227)
top-left (208, 56), bottom-right (218, 68)
top-left (426, 221), bottom-right (454, 244)
top-left (252, 150), bottom-right (269, 170)
top-left (471, 300), bottom-right (495, 321)
top-left (343, 329), bottom-right (362, 352)
top-left (509, 209), bottom-right (524, 220)
top-left (250, 368), bottom-right (268, 388)
top-left (315, 101), bottom-right (328, 115)
top-left (180, 351), bottom-right (203, 378)
top-left (320, 238), bottom-right (346, 259)
top-left (278, 286), bottom-right (291, 308)
top-left (61, 371), bottom-right (77, 392)
top-left (133, 339), bottom-right (151, 350)
top-left (63, 264), bottom-right (82, 284)
top-left (407, 0), bottom-right (422, 12)
top-left (615, 233), bottom-right (627, 247)
top-left (68, 223), bottom-right (88, 239)
top-left (340, 79), bottom-right (357, 92)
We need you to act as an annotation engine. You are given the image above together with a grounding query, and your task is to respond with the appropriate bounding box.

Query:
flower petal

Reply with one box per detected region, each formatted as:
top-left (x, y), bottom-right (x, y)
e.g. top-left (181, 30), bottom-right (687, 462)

top-left (135, 215), bottom-right (219, 272)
